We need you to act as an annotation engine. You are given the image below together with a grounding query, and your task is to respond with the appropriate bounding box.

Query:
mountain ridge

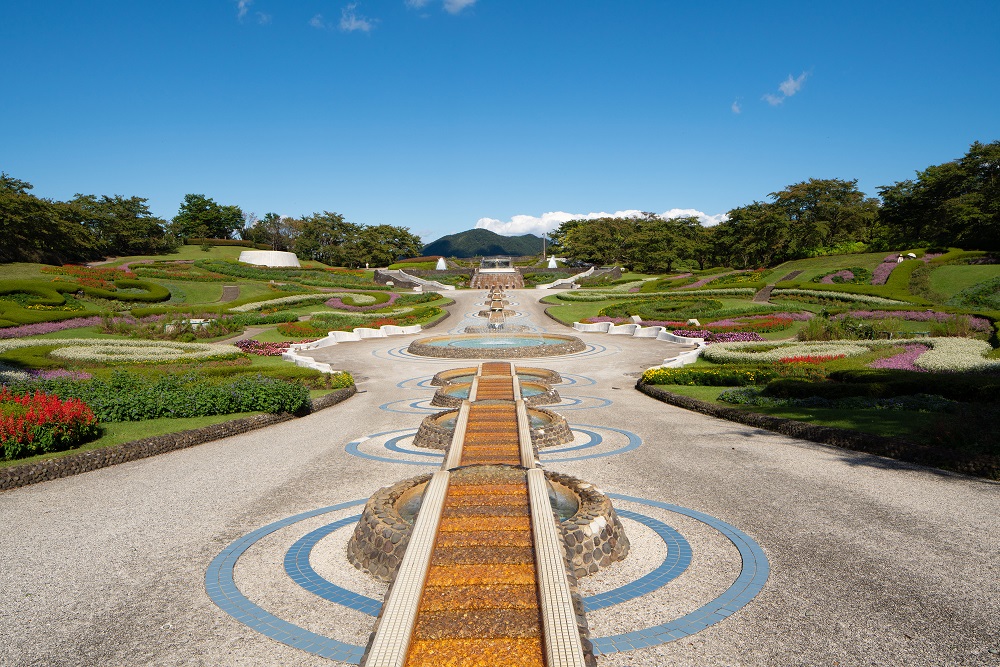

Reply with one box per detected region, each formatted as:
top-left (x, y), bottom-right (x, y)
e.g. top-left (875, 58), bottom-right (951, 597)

top-left (422, 228), bottom-right (543, 258)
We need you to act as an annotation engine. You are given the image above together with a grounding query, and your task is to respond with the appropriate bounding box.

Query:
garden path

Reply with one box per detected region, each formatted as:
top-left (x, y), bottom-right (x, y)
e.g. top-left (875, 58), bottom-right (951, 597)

top-left (0, 289), bottom-right (997, 666)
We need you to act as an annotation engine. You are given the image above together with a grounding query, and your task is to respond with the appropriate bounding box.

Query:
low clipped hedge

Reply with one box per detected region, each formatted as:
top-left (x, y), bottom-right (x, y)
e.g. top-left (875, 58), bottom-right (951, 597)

top-left (0, 279), bottom-right (170, 304)
top-left (824, 369), bottom-right (1000, 403)
top-left (2, 371), bottom-right (312, 421)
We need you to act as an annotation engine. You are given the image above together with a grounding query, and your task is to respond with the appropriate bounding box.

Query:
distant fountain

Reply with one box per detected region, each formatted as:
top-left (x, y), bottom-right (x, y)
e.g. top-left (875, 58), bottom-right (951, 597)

top-left (435, 257), bottom-right (447, 270)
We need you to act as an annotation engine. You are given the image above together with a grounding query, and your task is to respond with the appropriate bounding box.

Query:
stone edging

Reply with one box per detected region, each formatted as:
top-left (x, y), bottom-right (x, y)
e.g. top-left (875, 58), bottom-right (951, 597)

top-left (636, 382), bottom-right (999, 480)
top-left (407, 335), bottom-right (586, 359)
top-left (0, 386), bottom-right (357, 492)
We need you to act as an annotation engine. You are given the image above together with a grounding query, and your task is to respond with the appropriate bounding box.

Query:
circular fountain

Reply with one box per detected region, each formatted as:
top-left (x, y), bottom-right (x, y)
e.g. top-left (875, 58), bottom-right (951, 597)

top-left (431, 366), bottom-right (562, 386)
top-left (346, 468), bottom-right (630, 582)
top-left (408, 333), bottom-right (586, 359)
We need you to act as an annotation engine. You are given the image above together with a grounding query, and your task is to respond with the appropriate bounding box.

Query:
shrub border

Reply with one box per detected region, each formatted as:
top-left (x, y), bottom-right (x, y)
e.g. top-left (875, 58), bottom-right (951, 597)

top-left (636, 381), bottom-right (998, 480)
top-left (0, 385), bottom-right (357, 492)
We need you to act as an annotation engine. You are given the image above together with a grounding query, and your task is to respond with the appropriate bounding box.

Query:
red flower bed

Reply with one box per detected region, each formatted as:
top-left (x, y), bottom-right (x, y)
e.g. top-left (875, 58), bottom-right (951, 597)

top-left (778, 354), bottom-right (846, 364)
top-left (234, 339), bottom-right (317, 356)
top-left (0, 388), bottom-right (99, 460)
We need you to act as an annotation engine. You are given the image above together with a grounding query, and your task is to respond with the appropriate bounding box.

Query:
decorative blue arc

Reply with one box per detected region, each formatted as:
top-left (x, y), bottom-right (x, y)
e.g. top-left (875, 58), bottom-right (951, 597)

top-left (284, 514), bottom-right (381, 616)
top-left (539, 428), bottom-right (603, 454)
top-left (377, 398), bottom-right (440, 414)
top-left (541, 424), bottom-right (642, 462)
top-left (207, 495), bottom-right (768, 662)
top-left (345, 430), bottom-right (440, 467)
top-left (551, 395), bottom-right (613, 410)
top-left (204, 499), bottom-right (368, 665)
top-left (594, 494), bottom-right (770, 655)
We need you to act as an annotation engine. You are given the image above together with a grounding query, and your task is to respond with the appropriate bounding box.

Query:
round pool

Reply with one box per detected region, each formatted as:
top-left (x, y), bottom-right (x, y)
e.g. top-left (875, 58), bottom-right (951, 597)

top-left (408, 333), bottom-right (586, 359)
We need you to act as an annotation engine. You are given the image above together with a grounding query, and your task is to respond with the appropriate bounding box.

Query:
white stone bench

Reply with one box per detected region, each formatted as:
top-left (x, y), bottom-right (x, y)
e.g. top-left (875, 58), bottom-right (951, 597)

top-left (607, 323), bottom-right (639, 335)
top-left (632, 326), bottom-right (664, 338)
top-left (355, 327), bottom-right (387, 338)
top-left (572, 321), bottom-right (611, 333)
top-left (330, 330), bottom-right (362, 342)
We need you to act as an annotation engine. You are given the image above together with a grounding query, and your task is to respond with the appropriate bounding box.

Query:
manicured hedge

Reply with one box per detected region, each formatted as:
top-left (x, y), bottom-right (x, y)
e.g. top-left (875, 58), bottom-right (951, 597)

top-left (2, 371), bottom-right (311, 421)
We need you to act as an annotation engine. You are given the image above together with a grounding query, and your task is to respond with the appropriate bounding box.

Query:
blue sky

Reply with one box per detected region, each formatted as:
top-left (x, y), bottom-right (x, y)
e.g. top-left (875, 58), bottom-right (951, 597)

top-left (2, 1), bottom-right (998, 242)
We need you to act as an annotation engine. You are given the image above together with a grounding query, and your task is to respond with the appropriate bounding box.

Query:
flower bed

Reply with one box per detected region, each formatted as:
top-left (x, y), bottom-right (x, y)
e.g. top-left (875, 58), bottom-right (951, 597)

top-left (771, 288), bottom-right (907, 306)
top-left (779, 354), bottom-right (846, 364)
top-left (229, 294), bottom-right (328, 312)
top-left (672, 330), bottom-right (767, 343)
top-left (1, 388), bottom-right (98, 460)
top-left (871, 254), bottom-right (900, 285)
top-left (869, 344), bottom-right (929, 372)
top-left (0, 338), bottom-right (241, 364)
top-left (233, 340), bottom-right (316, 356)
top-left (832, 310), bottom-right (992, 332)
top-left (813, 267), bottom-right (872, 285)
top-left (324, 292), bottom-right (398, 311)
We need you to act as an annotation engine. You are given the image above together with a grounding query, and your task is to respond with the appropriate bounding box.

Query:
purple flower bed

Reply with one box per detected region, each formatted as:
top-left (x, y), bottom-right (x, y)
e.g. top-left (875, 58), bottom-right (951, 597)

top-left (30, 369), bottom-right (93, 380)
top-left (324, 293), bottom-right (400, 311)
top-left (675, 273), bottom-right (729, 289)
top-left (922, 253), bottom-right (943, 263)
top-left (834, 310), bottom-right (992, 332)
top-left (821, 270), bottom-right (854, 284)
top-left (869, 344), bottom-right (929, 372)
top-left (671, 330), bottom-right (766, 343)
top-left (0, 316), bottom-right (105, 339)
top-left (871, 255), bottom-right (898, 285)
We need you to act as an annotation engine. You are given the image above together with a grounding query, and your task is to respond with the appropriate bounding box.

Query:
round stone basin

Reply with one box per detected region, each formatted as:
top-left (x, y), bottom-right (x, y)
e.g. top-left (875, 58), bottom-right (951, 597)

top-left (409, 333), bottom-right (586, 359)
top-left (441, 384), bottom-right (471, 399)
top-left (437, 409), bottom-right (553, 431)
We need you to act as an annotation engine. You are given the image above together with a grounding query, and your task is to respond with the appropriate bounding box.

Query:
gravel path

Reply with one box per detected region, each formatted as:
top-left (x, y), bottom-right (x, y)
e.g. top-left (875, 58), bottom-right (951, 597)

top-left (1, 289), bottom-right (997, 666)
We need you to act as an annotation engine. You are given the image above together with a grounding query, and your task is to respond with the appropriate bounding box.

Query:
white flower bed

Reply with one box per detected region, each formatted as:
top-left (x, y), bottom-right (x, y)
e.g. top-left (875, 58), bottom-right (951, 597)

top-left (557, 287), bottom-right (755, 302)
top-left (0, 338), bottom-right (241, 363)
top-left (703, 339), bottom-right (875, 364)
top-left (771, 288), bottom-right (907, 306)
top-left (668, 288), bottom-right (757, 297)
top-left (913, 338), bottom-right (1000, 372)
top-left (704, 336), bottom-right (1000, 372)
top-left (229, 294), bottom-right (327, 312)
top-left (340, 293), bottom-right (377, 305)
top-left (310, 307), bottom-right (413, 319)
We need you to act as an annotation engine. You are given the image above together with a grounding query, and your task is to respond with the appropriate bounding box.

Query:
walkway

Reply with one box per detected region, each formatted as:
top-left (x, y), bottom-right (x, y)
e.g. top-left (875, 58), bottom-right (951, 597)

top-left (1, 288), bottom-right (997, 667)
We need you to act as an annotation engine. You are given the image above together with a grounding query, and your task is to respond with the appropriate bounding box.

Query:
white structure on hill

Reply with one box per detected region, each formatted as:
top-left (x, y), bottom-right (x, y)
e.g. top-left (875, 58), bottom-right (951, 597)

top-left (238, 250), bottom-right (301, 268)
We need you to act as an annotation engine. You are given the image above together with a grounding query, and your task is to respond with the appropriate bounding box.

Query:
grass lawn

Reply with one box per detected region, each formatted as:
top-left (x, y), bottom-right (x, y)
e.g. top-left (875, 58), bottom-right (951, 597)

top-left (929, 264), bottom-right (1000, 298)
top-left (0, 263), bottom-right (52, 280)
top-left (769, 251), bottom-right (894, 283)
top-left (0, 412), bottom-right (261, 469)
top-left (655, 384), bottom-right (940, 442)
top-left (541, 297), bottom-right (623, 325)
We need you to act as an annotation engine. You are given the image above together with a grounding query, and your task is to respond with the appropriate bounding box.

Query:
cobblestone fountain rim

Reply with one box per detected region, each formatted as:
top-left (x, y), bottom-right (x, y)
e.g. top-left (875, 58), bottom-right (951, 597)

top-left (408, 333), bottom-right (587, 359)
top-left (413, 406), bottom-right (574, 450)
top-left (430, 366), bottom-right (562, 386)
top-left (346, 467), bottom-right (630, 584)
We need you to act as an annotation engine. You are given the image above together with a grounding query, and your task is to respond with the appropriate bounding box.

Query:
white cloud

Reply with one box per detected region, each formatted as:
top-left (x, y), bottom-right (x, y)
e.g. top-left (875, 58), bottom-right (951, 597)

top-left (731, 99), bottom-right (742, 114)
top-left (405, 0), bottom-right (431, 7)
top-left (474, 209), bottom-right (728, 237)
top-left (310, 13), bottom-right (327, 28)
top-left (340, 3), bottom-right (375, 32)
top-left (763, 71), bottom-right (808, 106)
top-left (444, 0), bottom-right (477, 14)
top-left (257, 12), bottom-right (272, 25)
top-left (237, 0), bottom-right (252, 21)
top-left (779, 72), bottom-right (808, 97)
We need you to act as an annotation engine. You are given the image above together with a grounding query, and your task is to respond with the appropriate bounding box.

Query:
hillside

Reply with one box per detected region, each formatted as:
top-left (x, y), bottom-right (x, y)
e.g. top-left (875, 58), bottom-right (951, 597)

top-left (422, 228), bottom-right (543, 258)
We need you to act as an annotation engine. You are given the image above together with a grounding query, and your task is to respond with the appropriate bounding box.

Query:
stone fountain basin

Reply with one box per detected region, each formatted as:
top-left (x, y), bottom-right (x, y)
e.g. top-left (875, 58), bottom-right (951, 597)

top-left (346, 468), bottom-right (630, 583)
top-left (414, 406), bottom-right (573, 450)
top-left (429, 381), bottom-right (560, 408)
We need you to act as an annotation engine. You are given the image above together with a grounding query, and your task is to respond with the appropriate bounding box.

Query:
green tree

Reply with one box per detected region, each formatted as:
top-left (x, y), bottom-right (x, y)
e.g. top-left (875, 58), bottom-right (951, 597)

top-left (768, 178), bottom-right (878, 255)
top-left (353, 224), bottom-right (423, 267)
top-left (878, 140), bottom-right (1000, 250)
top-left (171, 194), bottom-right (244, 239)
top-left (714, 202), bottom-right (790, 268)
top-left (0, 173), bottom-right (98, 264)
top-left (291, 212), bottom-right (360, 265)
top-left (69, 194), bottom-right (175, 256)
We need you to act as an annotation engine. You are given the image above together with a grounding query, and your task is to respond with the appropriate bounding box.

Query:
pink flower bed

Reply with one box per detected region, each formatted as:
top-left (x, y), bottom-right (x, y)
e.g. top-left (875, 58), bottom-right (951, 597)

top-left (833, 310), bottom-right (991, 332)
top-left (672, 330), bottom-right (766, 343)
top-left (821, 270), bottom-right (854, 284)
top-left (675, 273), bottom-right (728, 289)
top-left (324, 293), bottom-right (400, 311)
top-left (234, 340), bottom-right (316, 356)
top-left (869, 344), bottom-right (929, 372)
top-left (0, 315), bottom-right (165, 339)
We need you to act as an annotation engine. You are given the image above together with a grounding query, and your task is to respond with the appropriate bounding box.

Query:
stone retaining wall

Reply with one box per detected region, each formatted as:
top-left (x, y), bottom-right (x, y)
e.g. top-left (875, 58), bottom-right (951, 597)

top-left (346, 474), bottom-right (432, 582)
top-left (529, 407), bottom-right (574, 449)
top-left (0, 387), bottom-right (357, 492)
top-left (429, 389), bottom-right (466, 408)
top-left (522, 385), bottom-right (561, 407)
top-left (430, 367), bottom-right (477, 386)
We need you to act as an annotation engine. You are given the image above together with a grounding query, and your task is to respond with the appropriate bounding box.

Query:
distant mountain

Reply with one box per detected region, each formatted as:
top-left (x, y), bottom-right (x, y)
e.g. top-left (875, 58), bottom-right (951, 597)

top-left (422, 228), bottom-right (543, 258)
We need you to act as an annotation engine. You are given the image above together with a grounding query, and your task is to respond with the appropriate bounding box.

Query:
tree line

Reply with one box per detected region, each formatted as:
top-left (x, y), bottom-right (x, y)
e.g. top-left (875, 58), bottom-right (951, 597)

top-left (552, 140), bottom-right (1000, 271)
top-left (0, 182), bottom-right (422, 268)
